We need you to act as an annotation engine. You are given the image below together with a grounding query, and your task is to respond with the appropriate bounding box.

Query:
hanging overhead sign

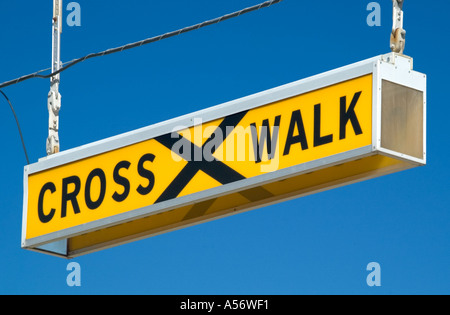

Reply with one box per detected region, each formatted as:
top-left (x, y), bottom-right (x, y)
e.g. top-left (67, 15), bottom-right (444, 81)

top-left (22, 53), bottom-right (426, 258)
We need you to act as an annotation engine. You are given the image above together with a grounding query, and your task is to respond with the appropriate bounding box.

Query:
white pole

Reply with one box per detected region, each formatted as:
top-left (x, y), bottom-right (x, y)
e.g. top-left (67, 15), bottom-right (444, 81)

top-left (47, 0), bottom-right (62, 155)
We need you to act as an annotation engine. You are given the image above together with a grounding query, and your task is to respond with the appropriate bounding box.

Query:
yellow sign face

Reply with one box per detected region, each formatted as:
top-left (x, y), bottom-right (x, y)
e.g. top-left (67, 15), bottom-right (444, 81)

top-left (25, 75), bottom-right (372, 241)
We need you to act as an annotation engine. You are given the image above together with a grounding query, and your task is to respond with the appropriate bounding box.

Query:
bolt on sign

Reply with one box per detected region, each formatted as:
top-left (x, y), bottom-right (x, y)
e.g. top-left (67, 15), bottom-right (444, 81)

top-left (22, 53), bottom-right (426, 258)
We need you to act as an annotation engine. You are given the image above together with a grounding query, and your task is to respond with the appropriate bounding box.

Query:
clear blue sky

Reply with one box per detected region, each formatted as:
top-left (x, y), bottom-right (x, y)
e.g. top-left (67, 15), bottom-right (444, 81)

top-left (0, 0), bottom-right (449, 295)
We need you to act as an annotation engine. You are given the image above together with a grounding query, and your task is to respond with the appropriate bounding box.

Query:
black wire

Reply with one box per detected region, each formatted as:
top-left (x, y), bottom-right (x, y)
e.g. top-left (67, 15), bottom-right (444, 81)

top-left (0, 0), bottom-right (283, 89)
top-left (0, 90), bottom-right (30, 165)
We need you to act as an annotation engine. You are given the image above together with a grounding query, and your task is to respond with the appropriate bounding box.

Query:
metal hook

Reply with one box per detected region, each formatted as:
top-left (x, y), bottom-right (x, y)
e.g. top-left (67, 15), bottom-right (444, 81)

top-left (390, 0), bottom-right (406, 54)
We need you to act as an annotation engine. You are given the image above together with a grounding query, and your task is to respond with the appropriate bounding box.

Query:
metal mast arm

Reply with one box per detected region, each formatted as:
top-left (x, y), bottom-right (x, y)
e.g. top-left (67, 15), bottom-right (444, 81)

top-left (390, 0), bottom-right (406, 54)
top-left (47, 0), bottom-right (62, 155)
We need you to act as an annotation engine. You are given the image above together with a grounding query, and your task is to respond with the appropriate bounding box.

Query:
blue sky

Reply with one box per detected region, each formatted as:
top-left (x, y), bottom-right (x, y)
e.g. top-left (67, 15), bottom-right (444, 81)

top-left (0, 0), bottom-right (449, 295)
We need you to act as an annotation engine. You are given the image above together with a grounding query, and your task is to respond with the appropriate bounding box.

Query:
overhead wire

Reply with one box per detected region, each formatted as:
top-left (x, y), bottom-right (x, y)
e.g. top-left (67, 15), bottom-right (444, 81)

top-left (0, 0), bottom-right (283, 89)
top-left (0, 90), bottom-right (30, 164)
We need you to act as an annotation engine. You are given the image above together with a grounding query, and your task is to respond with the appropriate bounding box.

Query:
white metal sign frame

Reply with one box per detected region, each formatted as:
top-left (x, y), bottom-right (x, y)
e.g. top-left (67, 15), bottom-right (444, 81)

top-left (22, 53), bottom-right (427, 258)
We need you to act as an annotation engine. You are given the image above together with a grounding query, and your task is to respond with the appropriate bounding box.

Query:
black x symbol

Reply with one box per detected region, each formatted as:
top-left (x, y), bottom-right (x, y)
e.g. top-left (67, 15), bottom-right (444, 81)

top-left (154, 111), bottom-right (250, 203)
